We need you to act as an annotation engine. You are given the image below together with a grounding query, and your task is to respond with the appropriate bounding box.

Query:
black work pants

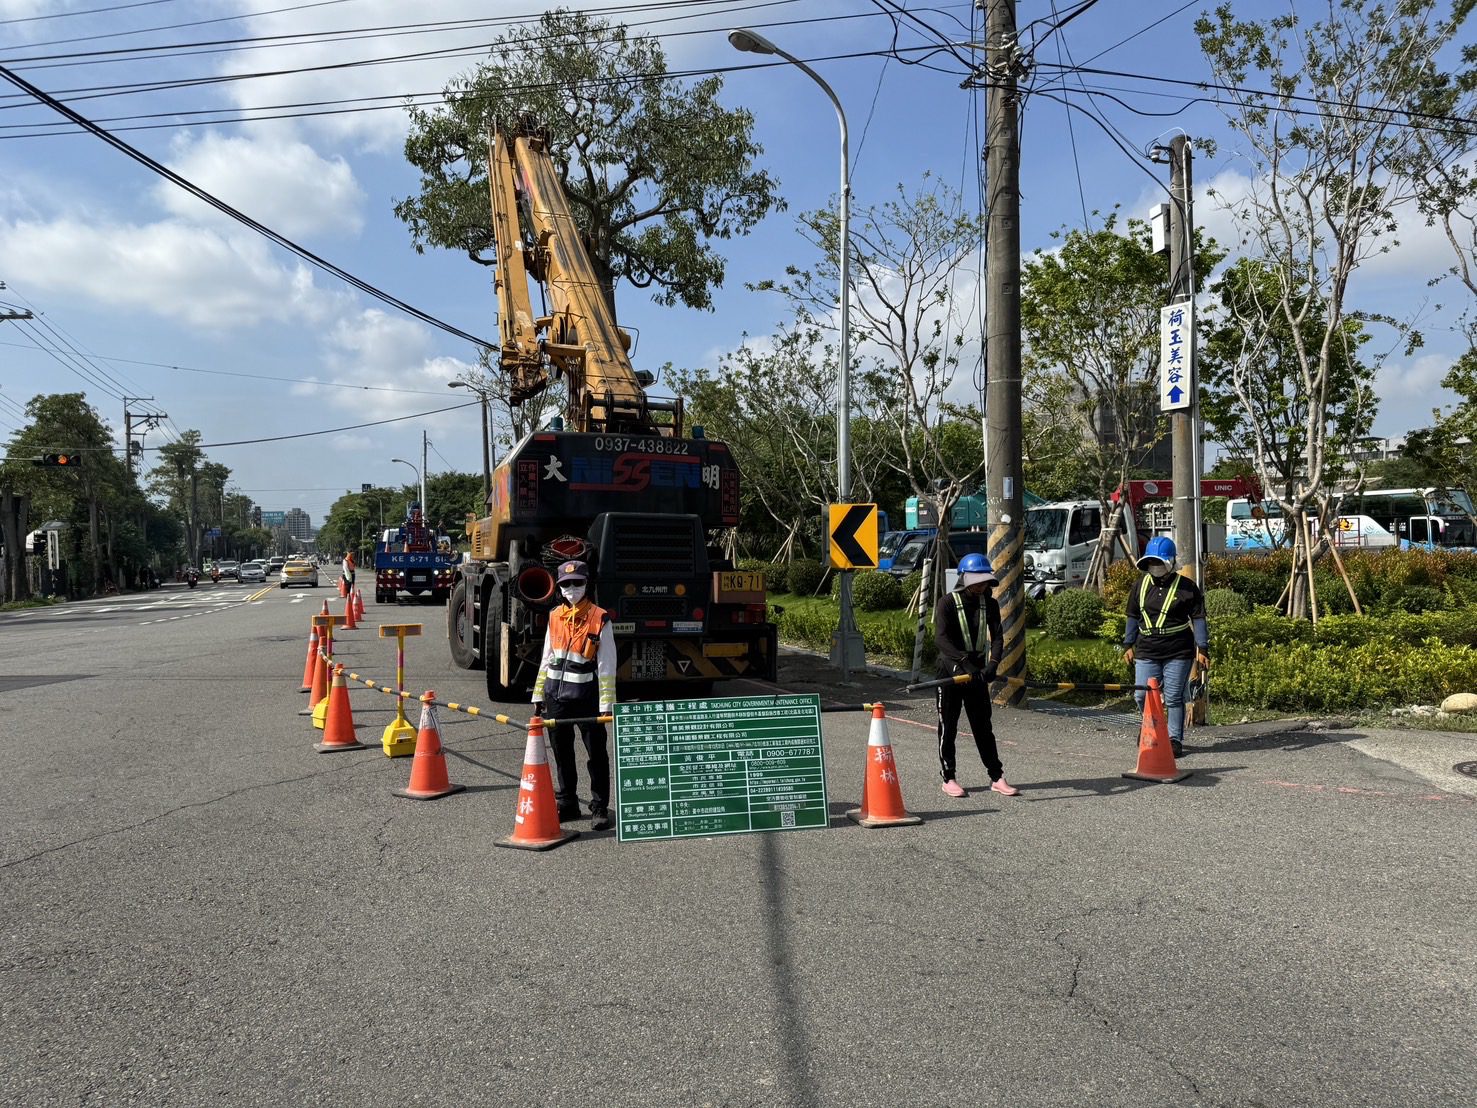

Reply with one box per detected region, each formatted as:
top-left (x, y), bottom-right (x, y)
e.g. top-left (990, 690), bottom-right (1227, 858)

top-left (549, 709), bottom-right (610, 810)
top-left (936, 682), bottom-right (1003, 783)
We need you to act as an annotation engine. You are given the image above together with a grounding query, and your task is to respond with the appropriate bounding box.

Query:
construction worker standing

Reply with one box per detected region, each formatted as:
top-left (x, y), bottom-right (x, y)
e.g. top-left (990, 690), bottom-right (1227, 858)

top-left (533, 559), bottom-right (617, 830)
top-left (933, 552), bottom-right (1019, 799)
top-left (1122, 535), bottom-right (1210, 758)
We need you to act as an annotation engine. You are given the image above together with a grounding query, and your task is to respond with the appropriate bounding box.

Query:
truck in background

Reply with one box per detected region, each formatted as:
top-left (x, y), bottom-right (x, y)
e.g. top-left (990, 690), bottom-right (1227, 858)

top-left (374, 502), bottom-right (459, 603)
top-left (447, 119), bottom-right (776, 697)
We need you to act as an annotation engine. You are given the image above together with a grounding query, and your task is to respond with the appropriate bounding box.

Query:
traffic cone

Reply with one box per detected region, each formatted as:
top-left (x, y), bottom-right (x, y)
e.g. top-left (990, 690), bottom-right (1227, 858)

top-left (300, 645), bottom-right (327, 718)
top-left (314, 664), bottom-right (367, 753)
top-left (392, 693), bottom-right (465, 799)
top-left (846, 704), bottom-right (923, 828)
top-left (299, 622), bottom-right (319, 692)
top-left (338, 576), bottom-right (347, 598)
top-left (1122, 677), bottom-right (1191, 783)
top-left (353, 587), bottom-right (365, 621)
top-left (321, 599), bottom-right (331, 617)
top-left (497, 717), bottom-right (578, 850)
top-left (342, 592), bottom-right (357, 630)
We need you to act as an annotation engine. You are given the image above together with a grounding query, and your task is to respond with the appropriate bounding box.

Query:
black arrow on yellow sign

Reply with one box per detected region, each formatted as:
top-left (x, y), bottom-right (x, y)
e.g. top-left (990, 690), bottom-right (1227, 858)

top-left (828, 503), bottom-right (879, 570)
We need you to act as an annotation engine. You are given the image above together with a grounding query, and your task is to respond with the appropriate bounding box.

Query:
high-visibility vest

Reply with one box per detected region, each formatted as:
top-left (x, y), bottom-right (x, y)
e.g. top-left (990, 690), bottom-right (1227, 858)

top-left (1139, 574), bottom-right (1191, 635)
top-left (951, 592), bottom-right (990, 656)
top-left (540, 600), bottom-right (609, 703)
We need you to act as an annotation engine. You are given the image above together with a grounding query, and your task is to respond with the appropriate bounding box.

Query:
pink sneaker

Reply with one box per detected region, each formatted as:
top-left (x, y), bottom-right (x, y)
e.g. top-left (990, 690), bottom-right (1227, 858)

top-left (941, 778), bottom-right (966, 798)
top-left (990, 778), bottom-right (1021, 797)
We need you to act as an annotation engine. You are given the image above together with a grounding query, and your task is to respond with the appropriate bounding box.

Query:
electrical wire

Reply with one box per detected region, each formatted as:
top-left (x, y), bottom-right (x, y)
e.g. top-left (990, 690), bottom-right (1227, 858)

top-left (1048, 0), bottom-right (1091, 231)
top-left (138, 399), bottom-right (479, 451)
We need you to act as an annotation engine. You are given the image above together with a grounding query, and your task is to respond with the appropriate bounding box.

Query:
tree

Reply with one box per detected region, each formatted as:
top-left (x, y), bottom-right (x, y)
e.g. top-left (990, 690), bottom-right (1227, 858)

top-left (1020, 212), bottom-right (1223, 588)
top-left (1196, 0), bottom-right (1473, 619)
top-left (149, 433), bottom-right (205, 567)
top-left (396, 8), bottom-right (781, 314)
top-left (1404, 349), bottom-right (1477, 528)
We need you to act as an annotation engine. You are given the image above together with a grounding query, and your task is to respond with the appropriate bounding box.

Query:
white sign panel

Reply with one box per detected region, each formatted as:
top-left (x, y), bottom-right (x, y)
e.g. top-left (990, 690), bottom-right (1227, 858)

top-left (1159, 302), bottom-right (1193, 411)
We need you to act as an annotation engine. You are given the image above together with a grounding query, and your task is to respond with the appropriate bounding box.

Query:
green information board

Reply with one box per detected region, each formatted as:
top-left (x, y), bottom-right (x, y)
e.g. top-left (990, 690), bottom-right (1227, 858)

top-left (613, 694), bottom-right (827, 842)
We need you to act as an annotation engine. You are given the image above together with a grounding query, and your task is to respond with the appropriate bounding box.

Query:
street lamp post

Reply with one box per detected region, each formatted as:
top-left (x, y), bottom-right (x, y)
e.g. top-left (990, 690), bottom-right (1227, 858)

top-left (728, 27), bottom-right (863, 678)
top-left (389, 458), bottom-right (420, 519)
top-left (449, 380), bottom-right (492, 505)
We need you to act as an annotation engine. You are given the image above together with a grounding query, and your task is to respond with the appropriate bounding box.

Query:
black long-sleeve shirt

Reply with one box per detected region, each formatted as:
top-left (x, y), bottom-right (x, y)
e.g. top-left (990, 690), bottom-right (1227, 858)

top-left (934, 589), bottom-right (1002, 679)
top-left (1124, 571), bottom-right (1208, 662)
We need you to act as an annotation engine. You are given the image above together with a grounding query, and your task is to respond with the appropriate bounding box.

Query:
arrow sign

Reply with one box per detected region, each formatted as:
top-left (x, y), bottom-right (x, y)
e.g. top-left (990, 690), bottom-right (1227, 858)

top-left (828, 503), bottom-right (880, 570)
top-left (1168, 385), bottom-right (1183, 404)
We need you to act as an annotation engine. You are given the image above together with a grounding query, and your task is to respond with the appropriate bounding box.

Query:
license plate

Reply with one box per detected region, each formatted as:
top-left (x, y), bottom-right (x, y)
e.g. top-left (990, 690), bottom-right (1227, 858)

top-left (718, 571), bottom-right (763, 593)
top-left (631, 641), bottom-right (667, 680)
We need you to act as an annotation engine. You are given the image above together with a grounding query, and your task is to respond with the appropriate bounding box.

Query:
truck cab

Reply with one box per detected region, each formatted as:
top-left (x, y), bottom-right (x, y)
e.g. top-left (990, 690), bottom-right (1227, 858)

top-left (1022, 500), bottom-right (1120, 595)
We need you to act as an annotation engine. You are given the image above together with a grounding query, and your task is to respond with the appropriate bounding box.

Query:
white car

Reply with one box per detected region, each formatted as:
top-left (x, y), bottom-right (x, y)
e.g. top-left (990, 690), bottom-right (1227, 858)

top-left (238, 561), bottom-right (267, 584)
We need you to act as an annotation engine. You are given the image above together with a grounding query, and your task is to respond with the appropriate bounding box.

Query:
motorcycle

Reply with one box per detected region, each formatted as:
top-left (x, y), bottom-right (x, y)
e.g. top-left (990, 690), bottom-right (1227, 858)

top-left (187, 570), bottom-right (199, 590)
top-left (210, 568), bottom-right (221, 584)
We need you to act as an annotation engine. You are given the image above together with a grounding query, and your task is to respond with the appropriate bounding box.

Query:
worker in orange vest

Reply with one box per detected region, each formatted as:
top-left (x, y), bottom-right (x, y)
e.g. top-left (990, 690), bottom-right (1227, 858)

top-left (533, 559), bottom-right (617, 830)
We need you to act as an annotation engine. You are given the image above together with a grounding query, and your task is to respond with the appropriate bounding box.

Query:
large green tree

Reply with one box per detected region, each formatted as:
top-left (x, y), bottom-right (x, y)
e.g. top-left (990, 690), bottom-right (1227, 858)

top-left (396, 7), bottom-right (781, 314)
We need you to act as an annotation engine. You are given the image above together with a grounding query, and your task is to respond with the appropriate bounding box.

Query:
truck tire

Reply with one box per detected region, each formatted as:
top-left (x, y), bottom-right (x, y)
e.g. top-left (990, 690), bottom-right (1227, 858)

top-left (447, 580), bottom-right (480, 670)
top-left (483, 605), bottom-right (516, 699)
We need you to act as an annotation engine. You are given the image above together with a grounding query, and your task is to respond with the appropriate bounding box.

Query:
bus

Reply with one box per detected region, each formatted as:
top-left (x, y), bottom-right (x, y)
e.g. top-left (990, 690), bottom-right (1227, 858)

top-left (1225, 488), bottom-right (1476, 552)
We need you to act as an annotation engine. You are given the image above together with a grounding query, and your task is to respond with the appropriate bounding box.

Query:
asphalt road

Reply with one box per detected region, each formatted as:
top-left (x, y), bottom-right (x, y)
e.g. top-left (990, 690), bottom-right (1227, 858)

top-left (2, 583), bottom-right (1474, 1107)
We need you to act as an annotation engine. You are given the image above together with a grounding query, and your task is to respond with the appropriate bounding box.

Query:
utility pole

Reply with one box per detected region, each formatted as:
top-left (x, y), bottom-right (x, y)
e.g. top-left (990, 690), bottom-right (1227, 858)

top-left (1166, 135), bottom-right (1202, 583)
top-left (983, 0), bottom-right (1026, 706)
top-left (122, 398), bottom-right (165, 479)
top-left (420, 430), bottom-right (429, 521)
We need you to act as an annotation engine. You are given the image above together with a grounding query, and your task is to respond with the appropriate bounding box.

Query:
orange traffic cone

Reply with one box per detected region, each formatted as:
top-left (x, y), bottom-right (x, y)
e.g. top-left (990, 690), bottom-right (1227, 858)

top-left (300, 645), bottom-right (327, 717)
top-left (497, 717), bottom-right (578, 850)
top-left (846, 704), bottom-right (923, 828)
top-left (353, 587), bottom-right (365, 620)
top-left (338, 576), bottom-right (347, 598)
top-left (299, 622), bottom-right (320, 692)
top-left (1122, 677), bottom-right (1191, 783)
top-left (314, 664), bottom-right (367, 752)
top-left (321, 599), bottom-right (331, 617)
top-left (394, 693), bottom-right (466, 800)
top-left (342, 592), bottom-right (357, 631)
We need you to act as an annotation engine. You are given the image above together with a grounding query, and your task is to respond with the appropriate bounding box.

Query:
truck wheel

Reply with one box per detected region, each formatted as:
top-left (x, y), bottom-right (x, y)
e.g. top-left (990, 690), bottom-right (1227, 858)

top-left (484, 606), bottom-right (515, 699)
top-left (447, 580), bottom-right (479, 670)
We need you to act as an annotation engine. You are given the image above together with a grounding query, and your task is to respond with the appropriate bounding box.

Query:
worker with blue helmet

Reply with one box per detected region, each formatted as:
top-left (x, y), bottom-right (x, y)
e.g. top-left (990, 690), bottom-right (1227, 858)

top-left (932, 550), bottom-right (1020, 799)
top-left (1122, 535), bottom-right (1210, 757)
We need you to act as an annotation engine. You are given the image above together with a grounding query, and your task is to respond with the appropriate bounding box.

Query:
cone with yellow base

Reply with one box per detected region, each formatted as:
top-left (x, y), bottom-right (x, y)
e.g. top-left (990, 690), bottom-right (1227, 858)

top-left (1122, 677), bottom-right (1191, 783)
top-left (846, 704), bottom-right (923, 828)
top-left (299, 622), bottom-right (320, 692)
top-left (314, 664), bottom-right (367, 752)
top-left (497, 717), bottom-right (578, 849)
top-left (381, 693), bottom-right (417, 758)
top-left (394, 693), bottom-right (465, 800)
top-left (301, 646), bottom-right (327, 718)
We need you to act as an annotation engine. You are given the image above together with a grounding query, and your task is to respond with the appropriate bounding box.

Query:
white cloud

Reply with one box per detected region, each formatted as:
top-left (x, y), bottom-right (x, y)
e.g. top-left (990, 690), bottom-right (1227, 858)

top-left (1373, 352), bottom-right (1459, 436)
top-left (0, 216), bottom-right (340, 329)
top-left (156, 131), bottom-right (366, 239)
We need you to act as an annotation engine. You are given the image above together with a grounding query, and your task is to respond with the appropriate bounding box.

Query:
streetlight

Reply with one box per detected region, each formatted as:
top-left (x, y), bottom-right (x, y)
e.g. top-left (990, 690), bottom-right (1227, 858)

top-left (728, 27), bottom-right (862, 678)
top-left (449, 380), bottom-right (492, 505)
top-left (390, 457), bottom-right (420, 514)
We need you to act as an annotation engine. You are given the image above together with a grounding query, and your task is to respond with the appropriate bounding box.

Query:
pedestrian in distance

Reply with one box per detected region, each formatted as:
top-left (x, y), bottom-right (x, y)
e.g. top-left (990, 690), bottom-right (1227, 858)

top-left (1122, 535), bottom-right (1210, 758)
top-left (341, 549), bottom-right (355, 590)
top-left (933, 552), bottom-right (1020, 799)
top-left (532, 559), bottom-right (617, 831)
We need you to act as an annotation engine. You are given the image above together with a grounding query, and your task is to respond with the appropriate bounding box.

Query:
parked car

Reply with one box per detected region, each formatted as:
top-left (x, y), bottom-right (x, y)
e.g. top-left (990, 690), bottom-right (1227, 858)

top-left (238, 561), bottom-right (267, 584)
top-left (884, 530), bottom-right (991, 579)
top-left (279, 558), bottom-right (319, 588)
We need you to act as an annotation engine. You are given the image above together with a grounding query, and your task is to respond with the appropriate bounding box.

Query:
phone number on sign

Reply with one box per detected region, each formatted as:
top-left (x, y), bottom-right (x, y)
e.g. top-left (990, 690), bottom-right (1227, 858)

top-left (591, 437), bottom-right (691, 455)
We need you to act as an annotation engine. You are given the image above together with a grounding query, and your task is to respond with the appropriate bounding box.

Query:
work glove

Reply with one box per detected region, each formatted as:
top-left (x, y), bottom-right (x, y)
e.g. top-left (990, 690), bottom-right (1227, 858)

top-left (962, 660), bottom-right (985, 682)
top-left (983, 660), bottom-right (999, 682)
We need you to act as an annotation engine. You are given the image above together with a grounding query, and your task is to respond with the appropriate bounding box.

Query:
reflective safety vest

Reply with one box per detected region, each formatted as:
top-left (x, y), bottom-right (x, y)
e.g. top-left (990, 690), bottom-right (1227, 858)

top-left (538, 600), bottom-right (609, 704)
top-left (1138, 573), bottom-right (1191, 636)
top-left (952, 592), bottom-right (990, 656)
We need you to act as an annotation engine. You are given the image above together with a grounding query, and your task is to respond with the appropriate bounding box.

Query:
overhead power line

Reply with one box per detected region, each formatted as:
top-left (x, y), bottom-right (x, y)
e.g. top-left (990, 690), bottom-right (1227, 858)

top-left (139, 399), bottom-right (481, 450)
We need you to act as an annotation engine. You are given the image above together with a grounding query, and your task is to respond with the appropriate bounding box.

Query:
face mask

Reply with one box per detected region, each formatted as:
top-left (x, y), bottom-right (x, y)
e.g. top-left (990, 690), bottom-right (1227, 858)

top-left (1148, 563), bottom-right (1171, 579)
top-left (560, 583), bottom-right (586, 604)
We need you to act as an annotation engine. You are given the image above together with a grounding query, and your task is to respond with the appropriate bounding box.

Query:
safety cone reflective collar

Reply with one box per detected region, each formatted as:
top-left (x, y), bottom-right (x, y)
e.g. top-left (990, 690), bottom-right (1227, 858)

top-left (497, 716), bottom-right (578, 850)
top-left (394, 693), bottom-right (465, 799)
top-left (299, 623), bottom-right (320, 692)
top-left (847, 704), bottom-right (923, 828)
top-left (342, 592), bottom-right (358, 630)
top-left (1123, 677), bottom-right (1191, 783)
top-left (301, 647), bottom-right (328, 718)
top-left (314, 664), bottom-right (367, 752)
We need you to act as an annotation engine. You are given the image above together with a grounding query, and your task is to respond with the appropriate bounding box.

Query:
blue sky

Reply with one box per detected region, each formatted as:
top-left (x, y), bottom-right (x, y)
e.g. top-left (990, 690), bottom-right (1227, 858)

top-left (0, 0), bottom-right (1468, 527)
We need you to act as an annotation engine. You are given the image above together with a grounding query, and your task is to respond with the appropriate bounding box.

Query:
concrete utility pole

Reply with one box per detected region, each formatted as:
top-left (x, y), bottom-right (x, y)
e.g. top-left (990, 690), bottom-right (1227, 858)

top-left (1166, 135), bottom-right (1202, 583)
top-left (122, 398), bottom-right (165, 479)
top-left (984, 0), bottom-right (1026, 706)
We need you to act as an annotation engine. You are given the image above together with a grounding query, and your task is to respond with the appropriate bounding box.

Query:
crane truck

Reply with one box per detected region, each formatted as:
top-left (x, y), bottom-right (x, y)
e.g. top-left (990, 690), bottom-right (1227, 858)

top-left (446, 118), bottom-right (778, 698)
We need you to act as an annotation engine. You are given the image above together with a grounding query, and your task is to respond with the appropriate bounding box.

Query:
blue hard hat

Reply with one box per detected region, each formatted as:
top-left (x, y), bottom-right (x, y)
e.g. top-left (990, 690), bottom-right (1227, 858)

top-left (1137, 535), bottom-right (1177, 570)
top-left (957, 552), bottom-right (997, 586)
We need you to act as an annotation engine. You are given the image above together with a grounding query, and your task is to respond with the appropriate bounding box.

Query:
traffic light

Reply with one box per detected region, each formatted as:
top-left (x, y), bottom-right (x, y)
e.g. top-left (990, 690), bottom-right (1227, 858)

top-left (252, 506), bottom-right (263, 527)
top-left (32, 453), bottom-right (81, 467)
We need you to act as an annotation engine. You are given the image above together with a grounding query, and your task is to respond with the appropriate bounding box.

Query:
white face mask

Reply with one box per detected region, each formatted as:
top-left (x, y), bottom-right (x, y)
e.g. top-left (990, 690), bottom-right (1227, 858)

top-left (560, 583), bottom-right (586, 604)
top-left (1148, 563), bottom-right (1172, 579)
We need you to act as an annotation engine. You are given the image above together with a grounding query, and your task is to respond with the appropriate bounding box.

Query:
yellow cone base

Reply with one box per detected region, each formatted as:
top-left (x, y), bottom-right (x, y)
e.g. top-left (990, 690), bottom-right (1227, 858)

top-left (394, 781), bottom-right (466, 801)
top-left (1122, 769), bottom-right (1192, 784)
top-left (496, 827), bottom-right (579, 851)
top-left (381, 717), bottom-right (417, 757)
top-left (845, 807), bottom-right (923, 828)
top-left (311, 696), bottom-right (330, 730)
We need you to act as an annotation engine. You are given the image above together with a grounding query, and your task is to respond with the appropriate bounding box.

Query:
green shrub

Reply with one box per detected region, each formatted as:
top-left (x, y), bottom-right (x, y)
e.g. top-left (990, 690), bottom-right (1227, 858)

top-left (1228, 566), bottom-right (1284, 607)
top-left (1023, 597), bottom-right (1043, 628)
top-left (1097, 611), bottom-right (1127, 643)
top-left (1203, 587), bottom-right (1250, 619)
top-left (1101, 559), bottom-right (1139, 609)
top-left (1027, 637), bottom-right (1125, 685)
top-left (786, 559), bottom-right (826, 597)
top-left (865, 613), bottom-right (933, 664)
top-left (764, 561), bottom-right (788, 593)
top-left (1376, 583), bottom-right (1448, 614)
top-left (1042, 588), bottom-right (1104, 640)
top-left (900, 571), bottom-right (925, 609)
top-left (771, 603), bottom-right (831, 649)
top-left (851, 570), bottom-right (904, 612)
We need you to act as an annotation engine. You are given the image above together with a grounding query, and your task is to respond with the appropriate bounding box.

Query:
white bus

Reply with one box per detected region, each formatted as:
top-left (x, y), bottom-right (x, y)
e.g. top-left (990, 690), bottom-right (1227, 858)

top-left (1225, 488), bottom-right (1476, 552)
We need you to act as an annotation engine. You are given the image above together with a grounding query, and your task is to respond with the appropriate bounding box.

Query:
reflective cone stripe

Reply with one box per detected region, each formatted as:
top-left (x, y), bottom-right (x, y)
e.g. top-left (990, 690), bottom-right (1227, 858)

top-left (314, 664), bottom-right (367, 752)
top-left (1122, 677), bottom-right (1191, 784)
top-left (354, 587), bottom-right (365, 620)
top-left (496, 717), bottom-right (577, 850)
top-left (394, 694), bottom-right (465, 799)
top-left (846, 704), bottom-right (922, 828)
top-left (321, 599), bottom-right (331, 617)
top-left (300, 623), bottom-right (320, 692)
top-left (342, 593), bottom-right (358, 630)
top-left (338, 577), bottom-right (347, 598)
